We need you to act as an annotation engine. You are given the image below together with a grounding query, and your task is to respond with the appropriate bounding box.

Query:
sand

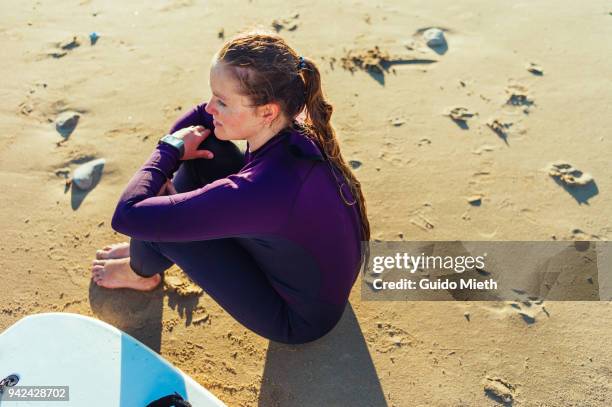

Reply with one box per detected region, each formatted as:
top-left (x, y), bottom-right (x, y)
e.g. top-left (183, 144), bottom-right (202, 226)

top-left (1, 0), bottom-right (611, 405)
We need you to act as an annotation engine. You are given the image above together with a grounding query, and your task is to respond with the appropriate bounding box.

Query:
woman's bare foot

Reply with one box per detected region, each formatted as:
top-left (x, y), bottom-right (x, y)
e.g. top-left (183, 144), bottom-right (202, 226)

top-left (91, 258), bottom-right (161, 291)
top-left (96, 242), bottom-right (130, 260)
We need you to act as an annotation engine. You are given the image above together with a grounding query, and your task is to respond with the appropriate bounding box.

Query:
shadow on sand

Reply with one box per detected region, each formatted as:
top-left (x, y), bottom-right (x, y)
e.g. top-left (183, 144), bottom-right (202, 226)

top-left (258, 304), bottom-right (387, 407)
top-left (88, 280), bottom-right (165, 352)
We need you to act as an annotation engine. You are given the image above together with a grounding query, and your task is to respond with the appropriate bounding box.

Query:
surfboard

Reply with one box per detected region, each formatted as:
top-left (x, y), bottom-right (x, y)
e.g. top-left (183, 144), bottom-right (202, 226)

top-left (0, 312), bottom-right (226, 406)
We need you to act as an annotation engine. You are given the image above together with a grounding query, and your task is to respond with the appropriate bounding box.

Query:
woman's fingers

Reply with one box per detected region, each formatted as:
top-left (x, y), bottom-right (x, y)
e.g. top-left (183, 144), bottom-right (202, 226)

top-left (194, 126), bottom-right (210, 138)
top-left (166, 181), bottom-right (177, 195)
top-left (194, 149), bottom-right (214, 159)
top-left (170, 126), bottom-right (213, 160)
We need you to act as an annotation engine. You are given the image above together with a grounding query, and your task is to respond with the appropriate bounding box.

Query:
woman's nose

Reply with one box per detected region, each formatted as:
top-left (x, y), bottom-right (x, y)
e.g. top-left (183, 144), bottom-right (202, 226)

top-left (205, 99), bottom-right (216, 115)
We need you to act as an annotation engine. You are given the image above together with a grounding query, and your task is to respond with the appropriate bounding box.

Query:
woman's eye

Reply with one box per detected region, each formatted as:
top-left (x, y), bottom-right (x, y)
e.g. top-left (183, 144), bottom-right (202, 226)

top-left (217, 100), bottom-right (226, 107)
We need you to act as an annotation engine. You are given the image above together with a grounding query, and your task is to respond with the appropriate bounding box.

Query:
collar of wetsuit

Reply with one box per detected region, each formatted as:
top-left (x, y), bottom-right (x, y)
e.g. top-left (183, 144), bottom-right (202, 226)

top-left (285, 130), bottom-right (325, 162)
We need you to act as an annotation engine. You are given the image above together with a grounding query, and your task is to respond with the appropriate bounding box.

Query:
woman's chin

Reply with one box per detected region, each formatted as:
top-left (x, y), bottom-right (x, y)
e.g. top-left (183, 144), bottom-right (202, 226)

top-left (214, 128), bottom-right (228, 140)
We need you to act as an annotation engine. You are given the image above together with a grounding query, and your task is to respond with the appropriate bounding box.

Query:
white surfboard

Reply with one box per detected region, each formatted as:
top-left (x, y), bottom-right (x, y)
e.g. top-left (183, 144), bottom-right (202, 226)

top-left (0, 312), bottom-right (226, 406)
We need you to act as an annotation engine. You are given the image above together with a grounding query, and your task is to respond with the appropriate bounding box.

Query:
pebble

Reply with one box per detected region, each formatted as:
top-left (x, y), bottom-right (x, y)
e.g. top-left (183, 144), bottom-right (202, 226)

top-left (526, 62), bottom-right (543, 75)
top-left (349, 160), bottom-right (362, 169)
top-left (390, 117), bottom-right (406, 126)
top-left (467, 195), bottom-right (482, 206)
top-left (55, 111), bottom-right (80, 138)
top-left (72, 158), bottom-right (105, 190)
top-left (89, 32), bottom-right (100, 45)
top-left (422, 28), bottom-right (446, 48)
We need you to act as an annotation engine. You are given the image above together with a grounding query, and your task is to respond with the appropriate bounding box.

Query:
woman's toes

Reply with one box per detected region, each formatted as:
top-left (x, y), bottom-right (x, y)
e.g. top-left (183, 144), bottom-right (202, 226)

top-left (92, 259), bottom-right (105, 266)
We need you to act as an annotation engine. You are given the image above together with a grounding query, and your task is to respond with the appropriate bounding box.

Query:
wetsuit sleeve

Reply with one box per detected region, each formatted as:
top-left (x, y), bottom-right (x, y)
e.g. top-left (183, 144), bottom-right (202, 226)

top-left (169, 103), bottom-right (214, 133)
top-left (111, 144), bottom-right (283, 242)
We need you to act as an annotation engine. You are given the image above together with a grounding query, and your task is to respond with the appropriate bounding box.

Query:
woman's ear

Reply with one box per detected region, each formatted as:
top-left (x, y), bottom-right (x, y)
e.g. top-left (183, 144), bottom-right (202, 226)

top-left (259, 102), bottom-right (281, 126)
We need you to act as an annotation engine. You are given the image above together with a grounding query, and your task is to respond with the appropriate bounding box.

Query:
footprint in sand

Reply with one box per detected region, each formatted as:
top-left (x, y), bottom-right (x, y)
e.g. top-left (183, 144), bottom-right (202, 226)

top-left (340, 46), bottom-right (437, 80)
top-left (156, 0), bottom-right (195, 12)
top-left (409, 213), bottom-right (435, 231)
top-left (560, 228), bottom-right (602, 241)
top-left (271, 13), bottom-right (300, 32)
top-left (417, 138), bottom-right (431, 147)
top-left (446, 107), bottom-right (477, 129)
top-left (505, 84), bottom-right (534, 114)
top-left (547, 161), bottom-right (594, 187)
top-left (483, 376), bottom-right (516, 404)
top-left (46, 35), bottom-right (82, 59)
top-left (164, 268), bottom-right (203, 297)
top-left (486, 118), bottom-right (513, 144)
top-left (546, 161), bottom-right (599, 203)
top-left (472, 144), bottom-right (497, 155)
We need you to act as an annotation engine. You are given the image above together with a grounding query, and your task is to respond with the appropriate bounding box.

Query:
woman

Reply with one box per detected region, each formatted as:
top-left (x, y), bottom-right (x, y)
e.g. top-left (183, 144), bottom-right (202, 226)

top-left (91, 32), bottom-right (370, 344)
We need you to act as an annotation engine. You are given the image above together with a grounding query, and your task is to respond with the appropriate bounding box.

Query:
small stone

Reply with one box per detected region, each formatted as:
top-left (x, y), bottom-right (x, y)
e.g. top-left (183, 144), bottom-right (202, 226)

top-left (526, 62), bottom-right (543, 75)
top-left (464, 312), bottom-right (470, 321)
top-left (422, 28), bottom-right (446, 48)
top-left (217, 28), bottom-right (224, 39)
top-left (467, 195), bottom-right (482, 206)
top-left (390, 117), bottom-right (406, 126)
top-left (89, 32), bottom-right (99, 45)
top-left (55, 111), bottom-right (80, 138)
top-left (72, 158), bottom-right (105, 190)
top-left (349, 160), bottom-right (362, 169)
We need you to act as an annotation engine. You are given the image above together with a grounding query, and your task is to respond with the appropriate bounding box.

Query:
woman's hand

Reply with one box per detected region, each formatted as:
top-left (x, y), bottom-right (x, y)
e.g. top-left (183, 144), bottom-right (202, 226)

top-left (157, 179), bottom-right (177, 196)
top-left (171, 126), bottom-right (215, 160)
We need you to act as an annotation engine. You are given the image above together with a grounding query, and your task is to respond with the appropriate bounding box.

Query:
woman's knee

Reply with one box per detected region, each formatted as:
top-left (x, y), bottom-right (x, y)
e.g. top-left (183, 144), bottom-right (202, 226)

top-left (188, 136), bottom-right (245, 184)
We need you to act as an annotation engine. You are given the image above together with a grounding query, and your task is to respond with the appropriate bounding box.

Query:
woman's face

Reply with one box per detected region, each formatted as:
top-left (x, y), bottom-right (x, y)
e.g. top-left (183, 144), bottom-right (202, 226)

top-left (205, 62), bottom-right (265, 141)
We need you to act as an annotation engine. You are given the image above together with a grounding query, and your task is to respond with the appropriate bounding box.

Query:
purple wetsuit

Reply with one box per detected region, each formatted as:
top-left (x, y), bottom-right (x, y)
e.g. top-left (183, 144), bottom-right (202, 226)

top-left (112, 103), bottom-right (363, 344)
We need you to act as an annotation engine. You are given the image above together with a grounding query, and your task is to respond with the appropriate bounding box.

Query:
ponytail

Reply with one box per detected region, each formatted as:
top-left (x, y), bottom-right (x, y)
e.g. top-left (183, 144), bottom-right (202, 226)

top-left (299, 58), bottom-right (371, 243)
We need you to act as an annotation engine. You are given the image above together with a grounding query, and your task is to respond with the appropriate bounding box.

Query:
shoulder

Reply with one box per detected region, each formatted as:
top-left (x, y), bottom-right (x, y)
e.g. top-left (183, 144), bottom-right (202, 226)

top-left (285, 125), bottom-right (326, 163)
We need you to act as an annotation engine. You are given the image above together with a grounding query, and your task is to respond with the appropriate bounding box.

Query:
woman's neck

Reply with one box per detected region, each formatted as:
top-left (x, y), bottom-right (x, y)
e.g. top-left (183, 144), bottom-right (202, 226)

top-left (247, 119), bottom-right (290, 153)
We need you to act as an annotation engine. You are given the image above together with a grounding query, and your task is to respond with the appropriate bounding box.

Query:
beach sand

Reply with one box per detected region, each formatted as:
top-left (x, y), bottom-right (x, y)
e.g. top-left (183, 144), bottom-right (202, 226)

top-left (1, 0), bottom-right (611, 405)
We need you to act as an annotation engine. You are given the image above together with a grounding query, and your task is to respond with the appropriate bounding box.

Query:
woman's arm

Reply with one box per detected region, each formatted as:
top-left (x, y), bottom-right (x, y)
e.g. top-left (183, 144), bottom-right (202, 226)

top-left (111, 125), bottom-right (285, 242)
top-left (111, 143), bottom-right (282, 241)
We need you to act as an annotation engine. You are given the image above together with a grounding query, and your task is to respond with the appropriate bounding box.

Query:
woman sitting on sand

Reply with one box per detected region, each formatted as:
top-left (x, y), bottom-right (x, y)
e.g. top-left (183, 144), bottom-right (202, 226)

top-left (91, 31), bottom-right (370, 344)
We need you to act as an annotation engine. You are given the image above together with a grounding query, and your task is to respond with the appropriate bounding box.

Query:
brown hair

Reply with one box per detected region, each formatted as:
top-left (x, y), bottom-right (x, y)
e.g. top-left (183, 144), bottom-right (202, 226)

top-left (216, 31), bottom-right (370, 244)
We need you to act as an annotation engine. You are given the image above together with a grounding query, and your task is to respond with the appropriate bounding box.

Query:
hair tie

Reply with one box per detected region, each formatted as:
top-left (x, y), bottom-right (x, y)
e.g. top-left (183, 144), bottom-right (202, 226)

top-left (297, 56), bottom-right (306, 71)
